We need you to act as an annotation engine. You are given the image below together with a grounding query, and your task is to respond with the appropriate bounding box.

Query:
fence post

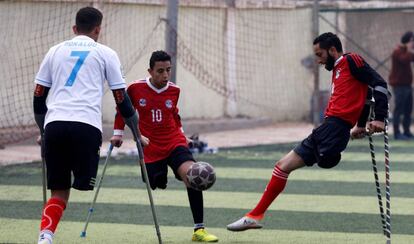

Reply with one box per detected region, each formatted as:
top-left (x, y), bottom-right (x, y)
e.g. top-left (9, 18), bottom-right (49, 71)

top-left (312, 0), bottom-right (320, 126)
top-left (225, 0), bottom-right (237, 117)
top-left (165, 0), bottom-right (179, 84)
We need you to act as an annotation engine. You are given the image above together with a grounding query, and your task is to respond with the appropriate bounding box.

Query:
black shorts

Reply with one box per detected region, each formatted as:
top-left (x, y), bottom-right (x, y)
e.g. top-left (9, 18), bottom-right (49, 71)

top-left (294, 117), bottom-right (351, 167)
top-left (142, 146), bottom-right (195, 190)
top-left (44, 121), bottom-right (102, 191)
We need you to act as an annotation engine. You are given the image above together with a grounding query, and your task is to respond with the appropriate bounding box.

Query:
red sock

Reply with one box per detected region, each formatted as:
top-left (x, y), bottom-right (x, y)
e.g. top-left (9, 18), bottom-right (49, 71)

top-left (40, 197), bottom-right (66, 233)
top-left (247, 165), bottom-right (289, 219)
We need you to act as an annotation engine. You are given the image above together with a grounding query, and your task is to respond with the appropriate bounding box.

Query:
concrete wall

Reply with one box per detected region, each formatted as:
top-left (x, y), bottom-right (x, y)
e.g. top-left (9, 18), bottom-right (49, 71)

top-left (174, 6), bottom-right (315, 122)
top-left (0, 1), bottom-right (316, 134)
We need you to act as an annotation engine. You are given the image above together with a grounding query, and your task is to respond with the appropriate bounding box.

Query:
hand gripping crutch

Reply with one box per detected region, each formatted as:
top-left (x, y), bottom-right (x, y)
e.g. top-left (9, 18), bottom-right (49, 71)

top-left (80, 144), bottom-right (114, 238)
top-left (367, 108), bottom-right (391, 244)
top-left (131, 128), bottom-right (162, 244)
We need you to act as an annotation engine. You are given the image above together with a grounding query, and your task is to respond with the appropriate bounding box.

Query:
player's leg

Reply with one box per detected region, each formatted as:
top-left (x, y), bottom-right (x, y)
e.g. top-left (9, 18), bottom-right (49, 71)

top-left (38, 122), bottom-right (72, 244)
top-left (247, 150), bottom-right (305, 218)
top-left (71, 122), bottom-right (102, 192)
top-left (169, 147), bottom-right (218, 242)
top-left (38, 191), bottom-right (69, 244)
top-left (227, 120), bottom-right (339, 231)
top-left (141, 159), bottom-right (169, 190)
top-left (402, 87), bottom-right (413, 137)
top-left (226, 150), bottom-right (305, 231)
top-left (227, 117), bottom-right (351, 232)
top-left (392, 87), bottom-right (404, 139)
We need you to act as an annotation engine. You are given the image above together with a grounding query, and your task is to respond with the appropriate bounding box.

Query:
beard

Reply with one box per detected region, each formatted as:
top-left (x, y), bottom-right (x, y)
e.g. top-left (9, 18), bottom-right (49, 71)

top-left (324, 53), bottom-right (335, 71)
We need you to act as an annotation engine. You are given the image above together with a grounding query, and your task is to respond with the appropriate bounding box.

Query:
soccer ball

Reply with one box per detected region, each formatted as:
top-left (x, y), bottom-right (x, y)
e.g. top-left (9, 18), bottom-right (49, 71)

top-left (186, 162), bottom-right (216, 191)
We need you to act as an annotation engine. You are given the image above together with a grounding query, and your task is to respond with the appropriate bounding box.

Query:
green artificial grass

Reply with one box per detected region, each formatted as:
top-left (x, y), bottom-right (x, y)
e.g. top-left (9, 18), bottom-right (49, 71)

top-left (0, 137), bottom-right (413, 243)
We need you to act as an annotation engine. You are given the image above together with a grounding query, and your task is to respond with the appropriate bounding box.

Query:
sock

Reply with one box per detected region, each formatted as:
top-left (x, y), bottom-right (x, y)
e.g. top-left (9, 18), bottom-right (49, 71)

top-left (194, 223), bottom-right (205, 231)
top-left (187, 187), bottom-right (204, 230)
top-left (40, 197), bottom-right (66, 233)
top-left (38, 230), bottom-right (53, 244)
top-left (247, 165), bottom-right (289, 219)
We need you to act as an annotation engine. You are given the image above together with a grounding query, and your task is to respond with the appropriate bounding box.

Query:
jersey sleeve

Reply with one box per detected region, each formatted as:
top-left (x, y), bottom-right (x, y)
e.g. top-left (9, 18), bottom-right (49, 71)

top-left (346, 53), bottom-right (389, 122)
top-left (173, 89), bottom-right (183, 129)
top-left (113, 106), bottom-right (126, 136)
top-left (357, 88), bottom-right (373, 127)
top-left (113, 84), bottom-right (136, 136)
top-left (34, 48), bottom-right (54, 87)
top-left (173, 107), bottom-right (183, 129)
top-left (104, 48), bottom-right (127, 90)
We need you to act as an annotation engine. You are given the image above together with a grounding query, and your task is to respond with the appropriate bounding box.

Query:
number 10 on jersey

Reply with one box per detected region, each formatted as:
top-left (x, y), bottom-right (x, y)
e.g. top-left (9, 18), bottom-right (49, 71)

top-left (151, 109), bottom-right (162, 122)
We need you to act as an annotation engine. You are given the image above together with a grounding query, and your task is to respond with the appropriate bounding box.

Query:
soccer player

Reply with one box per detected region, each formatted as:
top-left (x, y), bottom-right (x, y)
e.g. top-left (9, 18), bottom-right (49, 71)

top-left (110, 50), bottom-right (218, 242)
top-left (227, 32), bottom-right (389, 231)
top-left (33, 7), bottom-right (138, 244)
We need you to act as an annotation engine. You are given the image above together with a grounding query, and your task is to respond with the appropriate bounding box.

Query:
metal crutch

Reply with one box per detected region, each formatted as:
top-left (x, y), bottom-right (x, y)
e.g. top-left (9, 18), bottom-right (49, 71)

top-left (80, 144), bottom-right (114, 237)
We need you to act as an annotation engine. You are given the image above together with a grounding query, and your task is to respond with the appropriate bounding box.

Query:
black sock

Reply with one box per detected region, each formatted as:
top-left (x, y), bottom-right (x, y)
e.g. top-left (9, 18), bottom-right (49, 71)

top-left (187, 187), bottom-right (203, 229)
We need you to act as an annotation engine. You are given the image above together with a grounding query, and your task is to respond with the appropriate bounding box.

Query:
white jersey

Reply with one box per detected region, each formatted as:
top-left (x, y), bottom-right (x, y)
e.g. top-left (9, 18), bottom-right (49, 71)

top-left (34, 35), bottom-right (126, 132)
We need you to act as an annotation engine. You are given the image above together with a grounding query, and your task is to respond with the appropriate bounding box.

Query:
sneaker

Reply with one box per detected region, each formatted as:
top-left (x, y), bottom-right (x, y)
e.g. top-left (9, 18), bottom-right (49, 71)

top-left (192, 228), bottom-right (218, 242)
top-left (395, 134), bottom-right (409, 140)
top-left (38, 231), bottom-right (53, 244)
top-left (227, 216), bottom-right (263, 231)
top-left (404, 132), bottom-right (413, 138)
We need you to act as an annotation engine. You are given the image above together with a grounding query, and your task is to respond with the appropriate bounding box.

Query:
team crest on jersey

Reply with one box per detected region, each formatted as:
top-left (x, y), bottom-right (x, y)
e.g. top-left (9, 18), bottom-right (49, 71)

top-left (335, 68), bottom-right (341, 79)
top-left (139, 98), bottom-right (146, 107)
top-left (165, 99), bottom-right (173, 108)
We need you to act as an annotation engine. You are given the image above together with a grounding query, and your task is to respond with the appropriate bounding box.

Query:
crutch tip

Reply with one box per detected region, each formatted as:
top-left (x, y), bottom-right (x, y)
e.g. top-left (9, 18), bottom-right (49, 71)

top-left (80, 232), bottom-right (86, 238)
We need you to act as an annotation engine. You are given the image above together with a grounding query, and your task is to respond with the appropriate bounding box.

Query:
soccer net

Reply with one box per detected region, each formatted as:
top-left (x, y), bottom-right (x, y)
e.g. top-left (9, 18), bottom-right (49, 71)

top-left (0, 1), bottom-right (315, 146)
top-left (2, 0), bottom-right (413, 146)
top-left (175, 4), bottom-right (314, 120)
top-left (0, 1), bottom-right (165, 146)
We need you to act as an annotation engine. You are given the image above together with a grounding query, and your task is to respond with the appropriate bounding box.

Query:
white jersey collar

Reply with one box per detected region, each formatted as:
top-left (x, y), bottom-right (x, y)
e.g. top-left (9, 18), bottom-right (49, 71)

top-left (146, 77), bottom-right (169, 94)
top-left (334, 55), bottom-right (343, 67)
top-left (72, 35), bottom-right (95, 42)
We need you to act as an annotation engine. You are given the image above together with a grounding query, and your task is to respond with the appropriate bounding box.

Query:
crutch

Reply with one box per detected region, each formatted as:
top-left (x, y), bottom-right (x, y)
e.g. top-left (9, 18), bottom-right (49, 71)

top-left (383, 118), bottom-right (391, 244)
top-left (367, 106), bottom-right (391, 244)
top-left (40, 135), bottom-right (47, 206)
top-left (80, 144), bottom-right (114, 238)
top-left (128, 120), bottom-right (162, 244)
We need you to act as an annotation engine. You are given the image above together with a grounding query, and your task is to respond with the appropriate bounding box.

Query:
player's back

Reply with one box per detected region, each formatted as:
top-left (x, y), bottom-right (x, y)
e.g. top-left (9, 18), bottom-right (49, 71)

top-left (35, 35), bottom-right (125, 131)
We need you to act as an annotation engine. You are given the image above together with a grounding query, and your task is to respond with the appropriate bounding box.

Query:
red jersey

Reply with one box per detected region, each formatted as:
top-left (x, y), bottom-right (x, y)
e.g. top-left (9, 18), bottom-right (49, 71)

top-left (325, 54), bottom-right (368, 126)
top-left (114, 78), bottom-right (188, 163)
top-left (389, 45), bottom-right (414, 86)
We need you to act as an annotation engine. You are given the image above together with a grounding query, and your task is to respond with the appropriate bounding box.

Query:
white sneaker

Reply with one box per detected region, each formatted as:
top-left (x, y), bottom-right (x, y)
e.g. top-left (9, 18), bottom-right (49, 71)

top-left (227, 216), bottom-right (263, 231)
top-left (38, 230), bottom-right (53, 244)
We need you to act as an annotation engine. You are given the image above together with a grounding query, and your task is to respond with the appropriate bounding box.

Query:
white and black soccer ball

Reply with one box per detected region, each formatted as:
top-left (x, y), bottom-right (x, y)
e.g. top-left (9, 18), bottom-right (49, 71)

top-left (186, 162), bottom-right (216, 191)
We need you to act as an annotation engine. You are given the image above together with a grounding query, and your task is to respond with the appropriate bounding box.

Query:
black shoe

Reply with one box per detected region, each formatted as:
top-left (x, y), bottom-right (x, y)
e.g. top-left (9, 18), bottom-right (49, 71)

top-left (395, 134), bottom-right (409, 140)
top-left (403, 132), bottom-right (413, 138)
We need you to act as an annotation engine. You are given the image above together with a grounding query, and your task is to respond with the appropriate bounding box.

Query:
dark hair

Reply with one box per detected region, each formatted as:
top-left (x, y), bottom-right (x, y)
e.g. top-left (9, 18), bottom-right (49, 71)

top-left (313, 32), bottom-right (343, 52)
top-left (149, 50), bottom-right (171, 69)
top-left (401, 31), bottom-right (413, 44)
top-left (76, 7), bottom-right (103, 33)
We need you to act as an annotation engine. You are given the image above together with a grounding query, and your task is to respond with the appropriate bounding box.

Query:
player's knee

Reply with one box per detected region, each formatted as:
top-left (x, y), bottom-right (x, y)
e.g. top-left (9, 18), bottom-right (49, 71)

top-left (317, 153), bottom-right (341, 169)
top-left (178, 161), bottom-right (194, 178)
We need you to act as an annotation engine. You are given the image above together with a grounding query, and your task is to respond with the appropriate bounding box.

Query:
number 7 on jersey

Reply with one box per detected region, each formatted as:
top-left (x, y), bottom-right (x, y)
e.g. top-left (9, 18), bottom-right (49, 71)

top-left (65, 51), bottom-right (90, 87)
